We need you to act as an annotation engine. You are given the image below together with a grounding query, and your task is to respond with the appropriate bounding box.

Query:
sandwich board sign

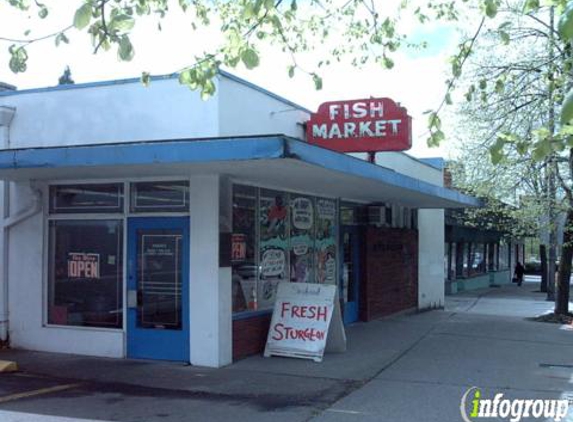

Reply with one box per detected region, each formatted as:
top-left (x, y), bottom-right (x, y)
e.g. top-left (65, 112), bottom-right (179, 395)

top-left (264, 282), bottom-right (346, 362)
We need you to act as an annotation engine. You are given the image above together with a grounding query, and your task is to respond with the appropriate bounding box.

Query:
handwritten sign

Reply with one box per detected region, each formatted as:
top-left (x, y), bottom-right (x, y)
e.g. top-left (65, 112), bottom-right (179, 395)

top-left (261, 248), bottom-right (286, 278)
top-left (292, 240), bottom-right (309, 256)
top-left (67, 253), bottom-right (100, 279)
top-left (291, 197), bottom-right (314, 230)
top-left (264, 282), bottom-right (346, 362)
top-left (317, 199), bottom-right (336, 220)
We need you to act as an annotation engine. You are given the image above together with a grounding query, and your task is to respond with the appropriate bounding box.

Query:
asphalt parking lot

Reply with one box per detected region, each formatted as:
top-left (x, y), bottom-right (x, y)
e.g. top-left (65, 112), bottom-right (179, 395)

top-left (0, 282), bottom-right (572, 422)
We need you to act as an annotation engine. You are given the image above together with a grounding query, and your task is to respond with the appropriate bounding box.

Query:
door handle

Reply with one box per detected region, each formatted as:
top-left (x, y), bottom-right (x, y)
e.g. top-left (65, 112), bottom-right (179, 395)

top-left (128, 290), bottom-right (138, 308)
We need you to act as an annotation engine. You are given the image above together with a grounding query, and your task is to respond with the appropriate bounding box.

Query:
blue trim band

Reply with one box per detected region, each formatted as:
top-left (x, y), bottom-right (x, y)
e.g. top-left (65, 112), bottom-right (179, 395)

top-left (284, 137), bottom-right (480, 207)
top-left (0, 135), bottom-right (480, 207)
top-left (0, 136), bottom-right (285, 169)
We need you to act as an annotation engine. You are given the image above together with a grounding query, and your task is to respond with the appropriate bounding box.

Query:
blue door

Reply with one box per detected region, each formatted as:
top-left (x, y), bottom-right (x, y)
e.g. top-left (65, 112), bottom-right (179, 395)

top-left (127, 217), bottom-right (189, 361)
top-left (341, 226), bottom-right (360, 324)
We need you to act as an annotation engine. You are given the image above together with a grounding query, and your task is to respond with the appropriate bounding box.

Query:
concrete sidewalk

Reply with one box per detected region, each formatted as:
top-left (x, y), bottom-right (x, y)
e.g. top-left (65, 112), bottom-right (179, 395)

top-left (0, 284), bottom-right (572, 421)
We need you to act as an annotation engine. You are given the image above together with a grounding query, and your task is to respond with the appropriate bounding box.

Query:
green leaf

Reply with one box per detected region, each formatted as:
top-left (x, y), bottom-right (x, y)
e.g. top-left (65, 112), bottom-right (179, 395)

top-left (495, 79), bottom-right (504, 94)
top-left (532, 139), bottom-right (553, 161)
top-left (110, 14), bottom-right (135, 32)
top-left (483, 0), bottom-right (498, 18)
top-left (288, 65), bottom-right (295, 78)
top-left (499, 30), bottom-right (510, 45)
top-left (490, 148), bottom-right (503, 164)
top-left (179, 68), bottom-right (196, 87)
top-left (312, 74), bottom-right (323, 90)
top-left (118, 35), bottom-right (134, 61)
top-left (428, 112), bottom-right (441, 130)
top-left (445, 93), bottom-right (452, 105)
top-left (264, 0), bottom-right (275, 11)
top-left (141, 71), bottom-right (151, 87)
top-left (451, 57), bottom-right (462, 77)
top-left (523, 0), bottom-right (539, 13)
top-left (516, 142), bottom-right (528, 155)
top-left (179, 0), bottom-right (189, 12)
top-left (561, 124), bottom-right (573, 136)
top-left (8, 45), bottom-right (28, 73)
top-left (38, 4), bottom-right (48, 18)
top-left (241, 48), bottom-right (259, 69)
top-left (561, 88), bottom-right (573, 124)
top-left (73, 3), bottom-right (92, 30)
top-left (200, 79), bottom-right (216, 100)
top-left (55, 32), bottom-right (69, 46)
top-left (427, 130), bottom-right (445, 147)
top-left (381, 55), bottom-right (394, 69)
top-left (489, 137), bottom-right (506, 164)
top-left (559, 7), bottom-right (573, 41)
top-left (243, 2), bottom-right (256, 19)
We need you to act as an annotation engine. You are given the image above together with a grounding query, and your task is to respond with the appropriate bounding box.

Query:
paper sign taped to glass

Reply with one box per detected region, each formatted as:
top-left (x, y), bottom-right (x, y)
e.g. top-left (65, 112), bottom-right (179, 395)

top-left (264, 282), bottom-right (346, 362)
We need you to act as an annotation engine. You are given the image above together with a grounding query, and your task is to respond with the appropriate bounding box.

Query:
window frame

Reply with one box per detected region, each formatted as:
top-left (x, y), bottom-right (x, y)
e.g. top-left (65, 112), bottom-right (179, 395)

top-left (49, 183), bottom-right (125, 214)
top-left (46, 218), bottom-right (125, 330)
top-left (129, 180), bottom-right (190, 213)
top-left (43, 178), bottom-right (191, 332)
top-left (231, 182), bottom-right (339, 318)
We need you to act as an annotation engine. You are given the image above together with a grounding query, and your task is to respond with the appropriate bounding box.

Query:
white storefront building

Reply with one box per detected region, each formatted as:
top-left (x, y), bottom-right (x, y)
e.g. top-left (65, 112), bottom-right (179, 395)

top-left (0, 72), bottom-right (478, 367)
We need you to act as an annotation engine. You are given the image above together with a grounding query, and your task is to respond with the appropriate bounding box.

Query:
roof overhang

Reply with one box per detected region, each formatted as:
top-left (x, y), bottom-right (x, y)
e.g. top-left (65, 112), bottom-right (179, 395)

top-left (0, 135), bottom-right (480, 209)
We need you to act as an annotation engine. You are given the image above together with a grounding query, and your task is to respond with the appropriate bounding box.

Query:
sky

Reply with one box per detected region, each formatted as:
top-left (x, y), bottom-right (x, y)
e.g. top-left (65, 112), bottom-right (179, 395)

top-left (0, 1), bottom-right (463, 158)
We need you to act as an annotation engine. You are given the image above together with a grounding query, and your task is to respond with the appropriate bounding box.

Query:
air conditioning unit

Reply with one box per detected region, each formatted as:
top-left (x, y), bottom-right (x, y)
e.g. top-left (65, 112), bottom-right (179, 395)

top-left (367, 204), bottom-right (391, 226)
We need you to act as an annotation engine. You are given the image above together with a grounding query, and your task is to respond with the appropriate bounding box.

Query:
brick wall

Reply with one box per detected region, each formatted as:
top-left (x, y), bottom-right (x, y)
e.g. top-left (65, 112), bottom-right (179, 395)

top-left (232, 313), bottom-right (272, 361)
top-left (232, 226), bottom-right (419, 360)
top-left (360, 226), bottom-right (418, 321)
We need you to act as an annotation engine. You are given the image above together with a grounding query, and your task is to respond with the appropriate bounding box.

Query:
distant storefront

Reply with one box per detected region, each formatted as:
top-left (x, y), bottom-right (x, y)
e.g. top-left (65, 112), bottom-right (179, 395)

top-left (444, 211), bottom-right (524, 294)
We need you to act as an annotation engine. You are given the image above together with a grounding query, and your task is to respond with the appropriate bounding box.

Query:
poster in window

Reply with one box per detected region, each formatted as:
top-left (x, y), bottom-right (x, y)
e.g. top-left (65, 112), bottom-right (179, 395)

top-left (316, 199), bottom-right (337, 284)
top-left (232, 185), bottom-right (257, 313)
top-left (231, 234), bottom-right (247, 261)
top-left (290, 196), bottom-right (314, 283)
top-left (259, 190), bottom-right (289, 309)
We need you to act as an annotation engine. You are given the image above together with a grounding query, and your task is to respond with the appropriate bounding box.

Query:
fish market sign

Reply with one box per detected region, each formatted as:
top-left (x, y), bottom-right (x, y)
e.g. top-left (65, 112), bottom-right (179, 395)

top-left (307, 98), bottom-right (412, 152)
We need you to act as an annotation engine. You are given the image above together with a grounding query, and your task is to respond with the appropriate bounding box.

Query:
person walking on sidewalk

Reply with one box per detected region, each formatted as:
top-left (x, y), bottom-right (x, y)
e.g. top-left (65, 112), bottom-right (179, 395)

top-left (514, 262), bottom-right (525, 286)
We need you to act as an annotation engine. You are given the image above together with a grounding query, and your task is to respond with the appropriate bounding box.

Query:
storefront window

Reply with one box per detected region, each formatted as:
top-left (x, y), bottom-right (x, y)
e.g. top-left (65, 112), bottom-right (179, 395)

top-left (259, 189), bottom-right (289, 310)
top-left (232, 185), bottom-right (341, 314)
top-left (49, 183), bottom-right (124, 214)
top-left (470, 243), bottom-right (486, 275)
top-left (499, 242), bottom-right (509, 269)
top-left (462, 243), bottom-right (470, 277)
top-left (340, 203), bottom-right (367, 225)
top-left (315, 198), bottom-right (337, 284)
top-left (410, 209), bottom-right (418, 229)
top-left (130, 181), bottom-right (189, 213)
top-left (290, 195), bottom-right (315, 283)
top-left (487, 243), bottom-right (496, 271)
top-left (48, 220), bottom-right (123, 328)
top-left (449, 242), bottom-right (457, 279)
top-left (231, 185), bottom-right (257, 313)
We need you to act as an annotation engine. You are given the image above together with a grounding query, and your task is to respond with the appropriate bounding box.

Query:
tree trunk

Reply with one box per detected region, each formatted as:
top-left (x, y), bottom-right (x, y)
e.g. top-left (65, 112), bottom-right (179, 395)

top-left (547, 5), bottom-right (557, 302)
top-left (540, 244), bottom-right (548, 292)
top-left (555, 209), bottom-right (573, 315)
